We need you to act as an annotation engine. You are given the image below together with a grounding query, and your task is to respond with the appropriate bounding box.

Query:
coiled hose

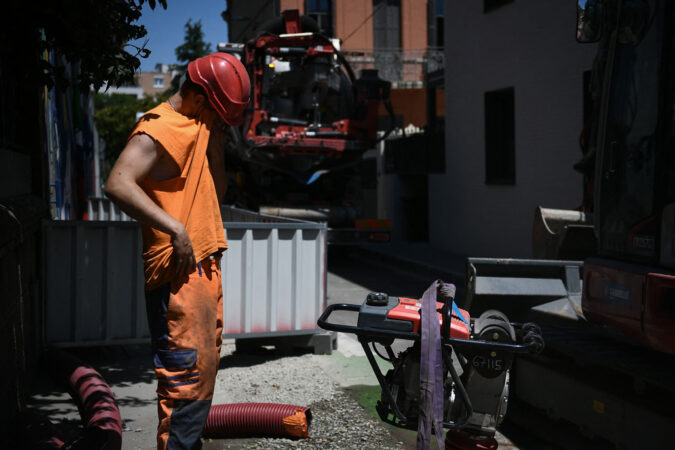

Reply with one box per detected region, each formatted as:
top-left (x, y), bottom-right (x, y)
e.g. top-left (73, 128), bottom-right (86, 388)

top-left (43, 348), bottom-right (122, 449)
top-left (203, 403), bottom-right (312, 439)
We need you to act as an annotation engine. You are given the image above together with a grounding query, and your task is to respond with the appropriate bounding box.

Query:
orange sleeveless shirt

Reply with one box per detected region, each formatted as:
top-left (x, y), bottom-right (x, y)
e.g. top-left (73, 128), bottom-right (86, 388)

top-left (130, 102), bottom-right (227, 290)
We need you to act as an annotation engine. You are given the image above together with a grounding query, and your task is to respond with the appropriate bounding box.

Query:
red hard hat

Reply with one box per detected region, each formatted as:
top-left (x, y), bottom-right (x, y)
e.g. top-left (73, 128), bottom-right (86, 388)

top-left (188, 52), bottom-right (251, 126)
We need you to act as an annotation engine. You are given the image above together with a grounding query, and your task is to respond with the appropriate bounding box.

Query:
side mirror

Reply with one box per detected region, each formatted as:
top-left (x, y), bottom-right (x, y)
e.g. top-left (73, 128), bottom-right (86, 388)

top-left (576, 0), bottom-right (603, 43)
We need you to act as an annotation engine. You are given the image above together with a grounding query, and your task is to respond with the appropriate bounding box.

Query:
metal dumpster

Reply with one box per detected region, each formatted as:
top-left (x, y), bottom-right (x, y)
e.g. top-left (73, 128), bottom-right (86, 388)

top-left (44, 202), bottom-right (329, 351)
top-left (218, 206), bottom-right (328, 339)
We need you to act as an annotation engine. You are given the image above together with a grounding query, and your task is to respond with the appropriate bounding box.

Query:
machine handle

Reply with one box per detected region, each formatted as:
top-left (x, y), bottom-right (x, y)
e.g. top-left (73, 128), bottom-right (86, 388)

top-left (316, 303), bottom-right (361, 333)
top-left (317, 303), bottom-right (543, 354)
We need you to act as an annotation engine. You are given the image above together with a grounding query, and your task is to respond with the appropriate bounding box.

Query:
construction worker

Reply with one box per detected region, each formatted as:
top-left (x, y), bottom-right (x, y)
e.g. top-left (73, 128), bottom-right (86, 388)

top-left (104, 53), bottom-right (250, 449)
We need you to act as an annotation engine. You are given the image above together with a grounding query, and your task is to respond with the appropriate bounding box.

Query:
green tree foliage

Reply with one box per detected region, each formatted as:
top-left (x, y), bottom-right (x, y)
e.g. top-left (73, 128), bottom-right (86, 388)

top-left (94, 92), bottom-right (170, 180)
top-left (5, 0), bottom-right (168, 90)
top-left (171, 19), bottom-right (212, 90)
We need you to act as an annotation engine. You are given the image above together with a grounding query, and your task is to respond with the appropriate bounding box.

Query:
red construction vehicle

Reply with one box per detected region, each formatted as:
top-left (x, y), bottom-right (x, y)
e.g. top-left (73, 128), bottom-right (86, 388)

top-left (462, 0), bottom-right (675, 447)
top-left (569, 0), bottom-right (675, 356)
top-left (217, 10), bottom-right (393, 244)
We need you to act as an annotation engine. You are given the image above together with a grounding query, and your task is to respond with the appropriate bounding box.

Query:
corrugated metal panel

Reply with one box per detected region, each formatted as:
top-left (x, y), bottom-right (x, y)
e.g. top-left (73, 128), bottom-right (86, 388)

top-left (44, 221), bottom-right (147, 345)
top-left (86, 197), bottom-right (133, 221)
top-left (44, 207), bottom-right (327, 345)
top-left (220, 209), bottom-right (327, 337)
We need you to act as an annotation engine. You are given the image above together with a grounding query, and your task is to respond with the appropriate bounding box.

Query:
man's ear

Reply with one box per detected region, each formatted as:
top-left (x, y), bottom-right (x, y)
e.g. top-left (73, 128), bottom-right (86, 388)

top-left (194, 93), bottom-right (206, 108)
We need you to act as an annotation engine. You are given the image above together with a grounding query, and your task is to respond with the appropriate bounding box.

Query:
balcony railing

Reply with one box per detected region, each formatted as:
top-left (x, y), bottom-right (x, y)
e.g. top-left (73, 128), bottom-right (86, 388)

top-left (342, 48), bottom-right (444, 88)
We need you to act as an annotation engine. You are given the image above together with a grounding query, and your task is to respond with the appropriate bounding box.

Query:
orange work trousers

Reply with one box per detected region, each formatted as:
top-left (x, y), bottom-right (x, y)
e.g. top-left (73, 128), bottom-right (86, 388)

top-left (145, 256), bottom-right (223, 450)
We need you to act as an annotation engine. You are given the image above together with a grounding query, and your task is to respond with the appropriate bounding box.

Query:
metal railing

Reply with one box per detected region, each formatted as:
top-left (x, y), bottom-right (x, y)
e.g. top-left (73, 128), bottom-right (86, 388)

top-left (342, 48), bottom-right (444, 88)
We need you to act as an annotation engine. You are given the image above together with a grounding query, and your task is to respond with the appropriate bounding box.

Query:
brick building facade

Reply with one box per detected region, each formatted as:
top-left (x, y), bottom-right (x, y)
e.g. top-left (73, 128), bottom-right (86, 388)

top-left (134, 69), bottom-right (173, 98)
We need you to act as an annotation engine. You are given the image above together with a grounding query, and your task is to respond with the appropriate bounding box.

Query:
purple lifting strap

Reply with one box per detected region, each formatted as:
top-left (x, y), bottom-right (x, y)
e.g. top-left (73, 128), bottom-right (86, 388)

top-left (417, 280), bottom-right (445, 449)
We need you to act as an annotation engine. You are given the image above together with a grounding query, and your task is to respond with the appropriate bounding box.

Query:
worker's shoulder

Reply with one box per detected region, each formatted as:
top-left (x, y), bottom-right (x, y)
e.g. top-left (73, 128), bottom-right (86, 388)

top-left (131, 103), bottom-right (179, 147)
top-left (124, 131), bottom-right (162, 161)
top-left (136, 102), bottom-right (172, 128)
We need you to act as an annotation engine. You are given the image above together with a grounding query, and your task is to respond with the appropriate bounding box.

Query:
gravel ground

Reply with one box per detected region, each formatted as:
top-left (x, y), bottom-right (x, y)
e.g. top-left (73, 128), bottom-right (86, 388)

top-left (213, 343), bottom-right (339, 405)
top-left (206, 391), bottom-right (405, 450)
top-left (205, 342), bottom-right (406, 450)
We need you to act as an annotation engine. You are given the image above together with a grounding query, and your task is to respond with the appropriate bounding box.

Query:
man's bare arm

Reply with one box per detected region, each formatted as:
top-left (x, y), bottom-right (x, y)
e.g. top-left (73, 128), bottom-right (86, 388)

top-left (104, 133), bottom-right (196, 277)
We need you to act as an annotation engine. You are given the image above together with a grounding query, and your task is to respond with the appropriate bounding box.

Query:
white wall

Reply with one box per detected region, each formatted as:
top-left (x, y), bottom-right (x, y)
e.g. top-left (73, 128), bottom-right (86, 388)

top-left (430, 0), bottom-right (598, 258)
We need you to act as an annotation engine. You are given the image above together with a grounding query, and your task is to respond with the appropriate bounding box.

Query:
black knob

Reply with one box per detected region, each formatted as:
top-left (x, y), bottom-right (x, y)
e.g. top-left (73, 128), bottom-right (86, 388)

top-left (366, 292), bottom-right (389, 306)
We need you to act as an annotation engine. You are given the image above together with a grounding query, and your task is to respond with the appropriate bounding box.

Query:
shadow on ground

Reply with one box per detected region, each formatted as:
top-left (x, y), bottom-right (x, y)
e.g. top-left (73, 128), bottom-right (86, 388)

top-left (18, 344), bottom-right (157, 447)
top-left (26, 344), bottom-right (156, 403)
top-left (218, 346), bottom-right (313, 370)
top-left (327, 248), bottom-right (463, 302)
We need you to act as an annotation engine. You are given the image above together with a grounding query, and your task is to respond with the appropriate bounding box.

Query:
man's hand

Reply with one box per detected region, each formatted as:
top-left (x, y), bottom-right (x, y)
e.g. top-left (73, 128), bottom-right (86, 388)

top-left (171, 224), bottom-right (197, 278)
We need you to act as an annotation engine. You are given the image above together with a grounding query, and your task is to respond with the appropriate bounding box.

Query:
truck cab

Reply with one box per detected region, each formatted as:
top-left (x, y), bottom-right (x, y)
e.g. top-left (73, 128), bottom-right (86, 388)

top-left (577, 0), bottom-right (675, 354)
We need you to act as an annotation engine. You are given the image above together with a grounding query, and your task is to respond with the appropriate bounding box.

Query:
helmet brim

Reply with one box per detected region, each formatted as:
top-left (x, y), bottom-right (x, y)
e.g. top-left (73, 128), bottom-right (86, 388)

top-left (223, 112), bottom-right (245, 126)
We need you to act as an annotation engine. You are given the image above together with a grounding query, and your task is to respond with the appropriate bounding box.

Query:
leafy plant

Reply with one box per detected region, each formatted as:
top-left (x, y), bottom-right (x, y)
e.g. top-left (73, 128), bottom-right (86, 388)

top-left (11, 0), bottom-right (169, 90)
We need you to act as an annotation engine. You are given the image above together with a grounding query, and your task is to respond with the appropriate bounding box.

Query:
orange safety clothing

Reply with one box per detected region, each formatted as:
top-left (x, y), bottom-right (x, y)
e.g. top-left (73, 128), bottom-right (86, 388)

top-left (130, 102), bottom-right (227, 290)
top-left (145, 256), bottom-right (223, 449)
top-left (131, 100), bottom-right (227, 449)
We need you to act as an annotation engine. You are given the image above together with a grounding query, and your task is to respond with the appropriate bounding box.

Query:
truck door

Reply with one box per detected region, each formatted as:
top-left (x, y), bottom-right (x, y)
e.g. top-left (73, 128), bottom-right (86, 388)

top-left (594, 0), bottom-right (673, 265)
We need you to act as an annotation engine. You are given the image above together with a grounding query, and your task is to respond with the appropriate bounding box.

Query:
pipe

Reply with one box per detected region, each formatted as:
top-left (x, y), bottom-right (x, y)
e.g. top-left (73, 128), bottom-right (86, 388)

top-left (260, 205), bottom-right (357, 226)
top-left (532, 206), bottom-right (594, 259)
top-left (203, 403), bottom-right (311, 439)
top-left (535, 207), bottom-right (592, 234)
top-left (261, 206), bottom-right (330, 221)
top-left (43, 348), bottom-right (122, 450)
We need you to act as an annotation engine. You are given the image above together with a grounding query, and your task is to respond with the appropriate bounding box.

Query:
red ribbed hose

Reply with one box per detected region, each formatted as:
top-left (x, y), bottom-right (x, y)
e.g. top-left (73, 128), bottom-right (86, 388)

top-left (44, 348), bottom-right (122, 449)
top-left (203, 403), bottom-right (311, 438)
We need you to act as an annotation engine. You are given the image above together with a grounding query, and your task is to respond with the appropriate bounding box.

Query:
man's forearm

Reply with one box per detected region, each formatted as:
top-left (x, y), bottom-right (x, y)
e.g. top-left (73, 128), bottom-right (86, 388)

top-left (105, 180), bottom-right (183, 237)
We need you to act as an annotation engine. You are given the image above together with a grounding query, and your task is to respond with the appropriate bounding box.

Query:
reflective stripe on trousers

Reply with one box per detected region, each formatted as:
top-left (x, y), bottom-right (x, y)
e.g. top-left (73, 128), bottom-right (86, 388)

top-left (145, 257), bottom-right (223, 450)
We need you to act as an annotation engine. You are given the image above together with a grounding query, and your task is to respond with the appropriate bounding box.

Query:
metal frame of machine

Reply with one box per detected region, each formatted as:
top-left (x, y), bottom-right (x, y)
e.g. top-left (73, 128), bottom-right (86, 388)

top-left (238, 9), bottom-right (391, 156)
top-left (318, 292), bottom-right (543, 439)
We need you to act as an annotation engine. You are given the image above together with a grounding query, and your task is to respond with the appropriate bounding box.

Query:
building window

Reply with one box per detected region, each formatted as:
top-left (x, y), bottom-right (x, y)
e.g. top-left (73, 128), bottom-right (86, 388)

top-left (484, 0), bottom-right (514, 13)
top-left (153, 76), bottom-right (164, 88)
top-left (485, 87), bottom-right (515, 185)
top-left (373, 0), bottom-right (401, 50)
top-left (306, 0), bottom-right (333, 36)
top-left (436, 2), bottom-right (444, 48)
top-left (427, 0), bottom-right (444, 48)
